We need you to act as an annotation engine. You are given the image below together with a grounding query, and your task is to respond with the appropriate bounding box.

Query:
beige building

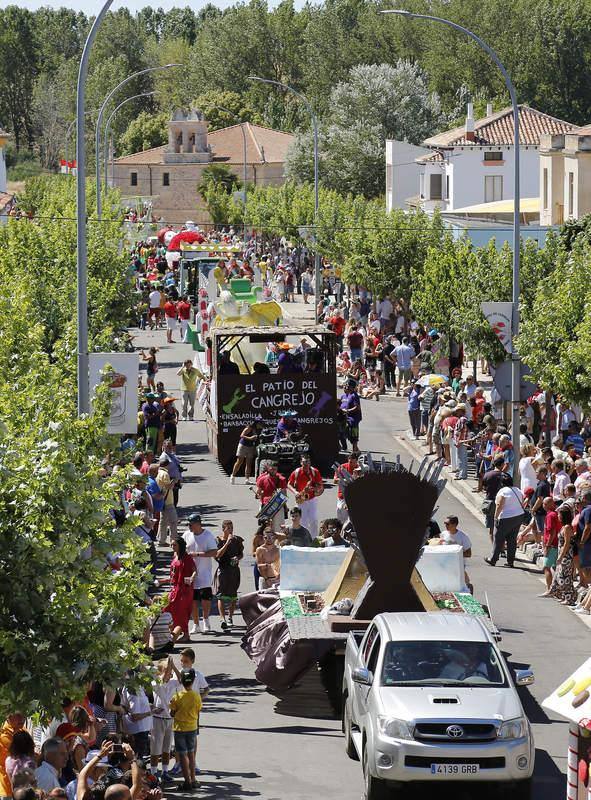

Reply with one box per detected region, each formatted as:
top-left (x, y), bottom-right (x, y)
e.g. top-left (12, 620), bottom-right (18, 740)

top-left (111, 108), bottom-right (294, 224)
top-left (540, 125), bottom-right (591, 225)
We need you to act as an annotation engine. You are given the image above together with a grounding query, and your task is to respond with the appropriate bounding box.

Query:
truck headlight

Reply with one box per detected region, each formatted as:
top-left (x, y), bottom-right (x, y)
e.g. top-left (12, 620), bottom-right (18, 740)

top-left (377, 716), bottom-right (413, 740)
top-left (497, 717), bottom-right (528, 739)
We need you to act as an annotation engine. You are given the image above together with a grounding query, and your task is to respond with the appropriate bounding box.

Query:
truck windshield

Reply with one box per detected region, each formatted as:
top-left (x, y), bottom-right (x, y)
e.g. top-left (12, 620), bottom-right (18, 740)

top-left (381, 641), bottom-right (506, 687)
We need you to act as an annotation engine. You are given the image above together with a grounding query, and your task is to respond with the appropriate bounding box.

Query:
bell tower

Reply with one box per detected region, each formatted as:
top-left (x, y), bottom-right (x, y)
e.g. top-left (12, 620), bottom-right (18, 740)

top-left (164, 108), bottom-right (212, 164)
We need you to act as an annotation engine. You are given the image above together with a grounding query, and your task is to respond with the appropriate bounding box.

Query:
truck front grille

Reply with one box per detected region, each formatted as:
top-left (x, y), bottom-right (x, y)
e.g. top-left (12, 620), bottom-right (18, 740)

top-left (413, 722), bottom-right (497, 743)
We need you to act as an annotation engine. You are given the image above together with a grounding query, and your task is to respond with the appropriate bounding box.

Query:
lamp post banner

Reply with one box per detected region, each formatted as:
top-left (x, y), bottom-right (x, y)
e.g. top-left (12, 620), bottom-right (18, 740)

top-left (89, 353), bottom-right (139, 434)
top-left (481, 301), bottom-right (514, 354)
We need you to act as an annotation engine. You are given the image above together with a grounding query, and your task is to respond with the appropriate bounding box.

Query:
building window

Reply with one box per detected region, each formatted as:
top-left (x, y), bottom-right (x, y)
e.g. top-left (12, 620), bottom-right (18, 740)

top-left (484, 151), bottom-right (503, 161)
top-left (429, 173), bottom-right (442, 200)
top-left (543, 168), bottom-right (548, 210)
top-left (163, 172), bottom-right (170, 187)
top-left (484, 175), bottom-right (503, 203)
top-left (568, 172), bottom-right (574, 217)
top-left (130, 172), bottom-right (138, 187)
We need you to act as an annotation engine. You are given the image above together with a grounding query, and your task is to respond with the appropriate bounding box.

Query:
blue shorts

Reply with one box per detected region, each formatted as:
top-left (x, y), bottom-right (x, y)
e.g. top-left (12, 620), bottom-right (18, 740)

top-left (174, 729), bottom-right (198, 753)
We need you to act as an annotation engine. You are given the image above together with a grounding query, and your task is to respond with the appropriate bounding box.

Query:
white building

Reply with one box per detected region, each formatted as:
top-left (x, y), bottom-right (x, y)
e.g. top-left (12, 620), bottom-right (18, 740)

top-left (411, 103), bottom-right (574, 217)
top-left (385, 139), bottom-right (430, 211)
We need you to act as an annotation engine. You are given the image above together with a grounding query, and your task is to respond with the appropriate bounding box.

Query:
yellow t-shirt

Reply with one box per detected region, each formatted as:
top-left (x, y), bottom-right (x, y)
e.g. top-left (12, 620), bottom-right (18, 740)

top-left (180, 367), bottom-right (204, 393)
top-left (170, 688), bottom-right (202, 731)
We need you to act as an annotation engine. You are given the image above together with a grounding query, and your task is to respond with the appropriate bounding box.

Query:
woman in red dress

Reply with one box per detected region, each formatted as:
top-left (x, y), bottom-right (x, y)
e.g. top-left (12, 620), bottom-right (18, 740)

top-left (162, 537), bottom-right (195, 640)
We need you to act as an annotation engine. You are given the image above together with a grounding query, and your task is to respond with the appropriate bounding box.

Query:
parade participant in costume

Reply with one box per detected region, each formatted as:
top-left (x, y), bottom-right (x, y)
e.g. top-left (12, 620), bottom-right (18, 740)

top-left (255, 461), bottom-right (287, 531)
top-left (274, 410), bottom-right (299, 442)
top-left (287, 455), bottom-right (324, 539)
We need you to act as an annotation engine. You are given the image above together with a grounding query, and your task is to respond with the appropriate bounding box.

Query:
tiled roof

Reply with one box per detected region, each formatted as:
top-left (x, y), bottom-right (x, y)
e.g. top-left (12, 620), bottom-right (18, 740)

top-left (424, 105), bottom-right (574, 148)
top-left (115, 123), bottom-right (294, 166)
top-left (571, 123), bottom-right (591, 135)
top-left (415, 150), bottom-right (445, 164)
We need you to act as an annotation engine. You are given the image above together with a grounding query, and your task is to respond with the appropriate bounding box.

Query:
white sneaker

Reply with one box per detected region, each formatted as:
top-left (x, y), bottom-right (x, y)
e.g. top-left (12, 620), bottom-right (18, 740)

top-left (230, 476), bottom-right (236, 484)
top-left (245, 478), bottom-right (253, 485)
top-left (576, 607), bottom-right (590, 615)
top-left (189, 621), bottom-right (198, 634)
top-left (202, 618), bottom-right (211, 632)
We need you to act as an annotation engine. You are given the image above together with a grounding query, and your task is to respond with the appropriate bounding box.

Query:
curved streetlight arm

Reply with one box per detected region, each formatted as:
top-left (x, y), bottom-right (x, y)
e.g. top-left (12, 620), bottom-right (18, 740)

top-left (248, 75), bottom-right (321, 319)
top-left (382, 9), bottom-right (521, 478)
top-left (103, 91), bottom-right (156, 192)
top-left (95, 63), bottom-right (183, 217)
top-left (76, 0), bottom-right (114, 416)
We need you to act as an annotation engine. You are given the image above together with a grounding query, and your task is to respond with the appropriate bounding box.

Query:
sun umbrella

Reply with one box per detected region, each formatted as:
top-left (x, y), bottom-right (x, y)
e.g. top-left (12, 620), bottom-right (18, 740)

top-left (156, 227), bottom-right (172, 243)
top-left (417, 373), bottom-right (448, 387)
top-left (167, 230), bottom-right (205, 251)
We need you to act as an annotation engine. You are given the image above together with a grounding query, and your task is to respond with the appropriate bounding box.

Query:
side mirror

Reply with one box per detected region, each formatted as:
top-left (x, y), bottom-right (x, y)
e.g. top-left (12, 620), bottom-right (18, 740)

top-left (515, 669), bottom-right (535, 687)
top-left (353, 667), bottom-right (373, 686)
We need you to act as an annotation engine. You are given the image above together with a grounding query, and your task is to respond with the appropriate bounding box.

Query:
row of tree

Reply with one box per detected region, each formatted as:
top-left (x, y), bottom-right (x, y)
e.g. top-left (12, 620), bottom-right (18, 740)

top-left (4, 0), bottom-right (591, 184)
top-left (0, 176), bottom-right (151, 718)
top-left (205, 177), bottom-right (591, 406)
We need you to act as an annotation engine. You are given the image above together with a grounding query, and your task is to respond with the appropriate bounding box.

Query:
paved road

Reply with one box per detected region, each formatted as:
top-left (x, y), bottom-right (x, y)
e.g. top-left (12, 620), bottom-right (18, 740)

top-left (137, 313), bottom-right (583, 800)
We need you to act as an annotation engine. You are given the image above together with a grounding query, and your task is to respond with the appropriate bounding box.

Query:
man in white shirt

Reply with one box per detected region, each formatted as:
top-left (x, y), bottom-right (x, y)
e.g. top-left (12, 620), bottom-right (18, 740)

top-left (552, 460), bottom-right (570, 501)
top-left (485, 484), bottom-right (524, 568)
top-left (441, 515), bottom-right (472, 591)
top-left (148, 288), bottom-right (162, 328)
top-left (35, 738), bottom-right (68, 792)
top-left (574, 459), bottom-right (591, 491)
top-left (183, 513), bottom-right (218, 634)
top-left (376, 296), bottom-right (393, 328)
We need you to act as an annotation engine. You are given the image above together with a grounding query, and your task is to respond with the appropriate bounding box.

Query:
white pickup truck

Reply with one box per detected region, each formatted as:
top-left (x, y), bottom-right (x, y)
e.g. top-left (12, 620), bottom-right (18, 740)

top-left (342, 612), bottom-right (535, 799)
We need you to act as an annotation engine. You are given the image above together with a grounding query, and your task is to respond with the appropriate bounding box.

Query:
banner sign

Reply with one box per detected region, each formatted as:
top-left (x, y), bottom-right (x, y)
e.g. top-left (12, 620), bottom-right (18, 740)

top-left (89, 353), bottom-right (139, 434)
top-left (216, 372), bottom-right (337, 469)
top-left (481, 301), bottom-right (513, 354)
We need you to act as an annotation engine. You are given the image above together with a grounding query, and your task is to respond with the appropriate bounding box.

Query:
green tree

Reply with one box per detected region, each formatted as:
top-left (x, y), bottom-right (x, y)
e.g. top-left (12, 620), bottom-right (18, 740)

top-left (286, 61), bottom-right (445, 198)
top-left (119, 111), bottom-right (169, 156)
top-left (0, 6), bottom-right (39, 149)
top-left (192, 90), bottom-right (263, 131)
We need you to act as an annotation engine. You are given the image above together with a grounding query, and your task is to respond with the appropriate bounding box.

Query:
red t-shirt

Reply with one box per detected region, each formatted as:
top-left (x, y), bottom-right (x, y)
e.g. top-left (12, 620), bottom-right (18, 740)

top-left (544, 509), bottom-right (561, 548)
top-left (164, 301), bottom-right (177, 318)
top-left (329, 316), bottom-right (346, 337)
top-left (256, 472), bottom-right (287, 506)
top-left (334, 462), bottom-right (356, 499)
top-left (472, 397), bottom-right (486, 424)
top-left (288, 466), bottom-right (323, 494)
top-left (177, 300), bottom-right (191, 320)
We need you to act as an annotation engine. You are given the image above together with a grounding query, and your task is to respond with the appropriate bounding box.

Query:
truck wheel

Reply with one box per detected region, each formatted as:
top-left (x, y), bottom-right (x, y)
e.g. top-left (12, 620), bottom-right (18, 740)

top-left (362, 744), bottom-right (391, 800)
top-left (343, 699), bottom-right (359, 760)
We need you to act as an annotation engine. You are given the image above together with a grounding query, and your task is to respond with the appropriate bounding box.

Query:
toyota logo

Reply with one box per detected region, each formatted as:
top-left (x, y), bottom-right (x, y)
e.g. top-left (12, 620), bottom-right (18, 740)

top-left (446, 725), bottom-right (464, 738)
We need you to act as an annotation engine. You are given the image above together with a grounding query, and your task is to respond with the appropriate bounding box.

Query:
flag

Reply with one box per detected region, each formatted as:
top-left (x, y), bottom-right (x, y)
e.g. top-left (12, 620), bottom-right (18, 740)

top-left (60, 159), bottom-right (68, 174)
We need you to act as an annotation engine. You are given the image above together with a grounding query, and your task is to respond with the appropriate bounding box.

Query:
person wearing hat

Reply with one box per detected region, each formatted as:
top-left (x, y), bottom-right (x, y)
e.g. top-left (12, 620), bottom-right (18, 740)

top-left (183, 515), bottom-right (218, 634)
top-left (274, 410), bottom-right (299, 443)
top-left (156, 453), bottom-right (178, 546)
top-left (161, 397), bottom-right (179, 450)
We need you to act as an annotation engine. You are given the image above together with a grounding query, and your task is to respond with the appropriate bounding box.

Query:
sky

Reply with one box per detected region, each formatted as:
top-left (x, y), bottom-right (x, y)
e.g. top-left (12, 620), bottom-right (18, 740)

top-left (1, 0), bottom-right (304, 10)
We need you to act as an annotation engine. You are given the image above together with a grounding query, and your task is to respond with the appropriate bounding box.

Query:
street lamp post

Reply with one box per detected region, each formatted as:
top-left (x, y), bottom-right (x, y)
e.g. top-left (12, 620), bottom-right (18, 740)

top-left (247, 76), bottom-right (321, 322)
top-left (95, 63), bottom-right (183, 219)
top-left (76, 0), bottom-right (113, 416)
top-left (103, 91), bottom-right (156, 192)
top-left (215, 106), bottom-right (248, 233)
top-left (382, 9), bottom-right (521, 478)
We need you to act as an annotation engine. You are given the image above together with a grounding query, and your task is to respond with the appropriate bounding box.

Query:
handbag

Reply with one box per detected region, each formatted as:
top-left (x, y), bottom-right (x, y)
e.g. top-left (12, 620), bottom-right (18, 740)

top-left (481, 498), bottom-right (494, 515)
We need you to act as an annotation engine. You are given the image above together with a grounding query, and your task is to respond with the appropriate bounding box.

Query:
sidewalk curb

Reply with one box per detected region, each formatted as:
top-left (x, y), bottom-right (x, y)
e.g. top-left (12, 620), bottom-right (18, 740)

top-left (395, 433), bottom-right (484, 523)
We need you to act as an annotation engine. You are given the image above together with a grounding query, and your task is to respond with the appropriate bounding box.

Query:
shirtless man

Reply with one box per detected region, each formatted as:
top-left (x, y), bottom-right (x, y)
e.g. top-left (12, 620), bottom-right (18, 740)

top-left (255, 529), bottom-right (280, 590)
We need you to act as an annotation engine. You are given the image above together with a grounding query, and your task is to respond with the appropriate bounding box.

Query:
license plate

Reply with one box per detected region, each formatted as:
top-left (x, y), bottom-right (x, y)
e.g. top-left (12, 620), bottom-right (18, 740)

top-left (430, 764), bottom-right (480, 775)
